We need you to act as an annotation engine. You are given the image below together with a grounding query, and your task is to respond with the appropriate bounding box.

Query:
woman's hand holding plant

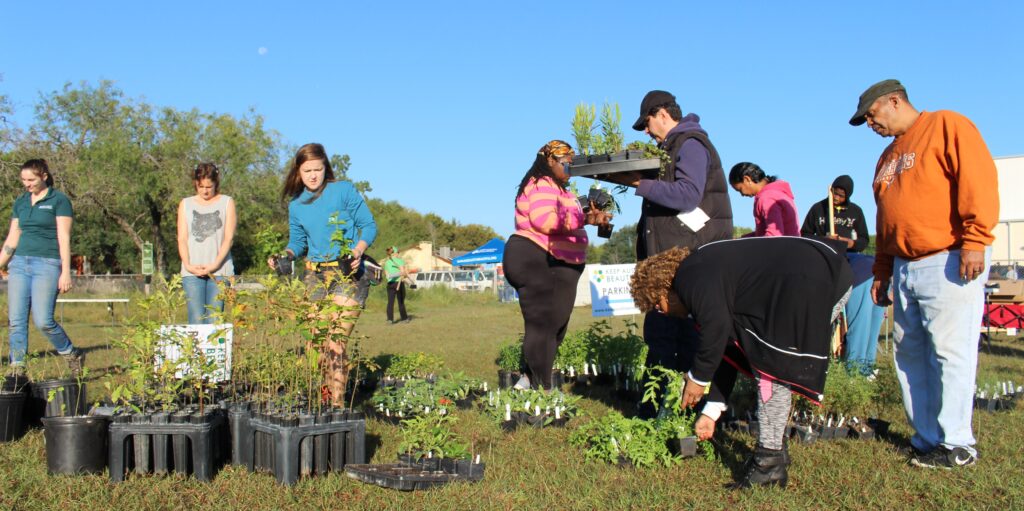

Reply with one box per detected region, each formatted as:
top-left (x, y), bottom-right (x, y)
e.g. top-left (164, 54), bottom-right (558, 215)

top-left (585, 201), bottom-right (612, 228)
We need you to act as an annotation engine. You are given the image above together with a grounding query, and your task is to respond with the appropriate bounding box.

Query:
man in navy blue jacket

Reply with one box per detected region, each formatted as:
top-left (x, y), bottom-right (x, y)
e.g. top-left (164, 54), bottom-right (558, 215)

top-left (629, 90), bottom-right (733, 417)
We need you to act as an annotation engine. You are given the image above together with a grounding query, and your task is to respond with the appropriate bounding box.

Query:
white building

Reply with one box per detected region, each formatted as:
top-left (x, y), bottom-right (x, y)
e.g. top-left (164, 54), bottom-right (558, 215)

top-left (993, 155), bottom-right (1024, 266)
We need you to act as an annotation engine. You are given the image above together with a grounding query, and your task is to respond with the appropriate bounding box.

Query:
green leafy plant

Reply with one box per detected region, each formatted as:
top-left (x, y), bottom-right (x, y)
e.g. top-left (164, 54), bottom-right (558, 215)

top-left (569, 409), bottom-right (711, 467)
top-left (573, 101), bottom-right (624, 155)
top-left (481, 387), bottom-right (581, 426)
top-left (385, 352), bottom-right (445, 380)
top-left (571, 103), bottom-right (596, 155)
top-left (819, 359), bottom-right (878, 418)
top-left (370, 373), bottom-right (483, 421)
top-left (495, 341), bottom-right (525, 373)
top-left (554, 329), bottom-right (591, 376)
top-left (641, 365), bottom-right (685, 418)
top-left (398, 413), bottom-right (470, 460)
top-left (626, 140), bottom-right (671, 179)
top-left (596, 102), bottom-right (624, 154)
top-left (569, 411), bottom-right (678, 468)
top-left (371, 379), bottom-right (455, 420)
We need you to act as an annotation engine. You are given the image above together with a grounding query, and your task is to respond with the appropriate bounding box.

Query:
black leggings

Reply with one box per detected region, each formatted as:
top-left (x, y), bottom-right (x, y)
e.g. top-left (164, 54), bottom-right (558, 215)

top-left (502, 235), bottom-right (584, 389)
top-left (386, 281), bottom-right (408, 321)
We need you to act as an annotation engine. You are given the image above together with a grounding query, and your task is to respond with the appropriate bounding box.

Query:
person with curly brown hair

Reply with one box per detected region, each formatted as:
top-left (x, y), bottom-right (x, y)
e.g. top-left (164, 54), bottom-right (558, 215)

top-left (630, 236), bottom-right (851, 489)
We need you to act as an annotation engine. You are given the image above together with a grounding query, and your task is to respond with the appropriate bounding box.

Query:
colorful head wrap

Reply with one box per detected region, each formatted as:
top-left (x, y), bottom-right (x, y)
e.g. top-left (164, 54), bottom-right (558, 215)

top-left (538, 140), bottom-right (574, 159)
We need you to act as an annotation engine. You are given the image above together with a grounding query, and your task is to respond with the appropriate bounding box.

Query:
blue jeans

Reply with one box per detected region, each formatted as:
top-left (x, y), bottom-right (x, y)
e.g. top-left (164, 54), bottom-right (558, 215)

top-left (182, 275), bottom-right (226, 324)
top-left (892, 248), bottom-right (989, 456)
top-left (845, 255), bottom-right (886, 375)
top-left (7, 255), bottom-right (74, 365)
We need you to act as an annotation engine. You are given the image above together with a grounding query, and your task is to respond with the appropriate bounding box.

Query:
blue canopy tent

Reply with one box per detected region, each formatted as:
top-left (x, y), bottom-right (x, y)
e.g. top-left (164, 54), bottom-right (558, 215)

top-left (451, 238), bottom-right (505, 266)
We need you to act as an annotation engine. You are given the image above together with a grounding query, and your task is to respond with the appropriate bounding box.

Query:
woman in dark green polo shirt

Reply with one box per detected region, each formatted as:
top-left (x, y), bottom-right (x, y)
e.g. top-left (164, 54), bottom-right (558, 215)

top-left (0, 159), bottom-right (83, 376)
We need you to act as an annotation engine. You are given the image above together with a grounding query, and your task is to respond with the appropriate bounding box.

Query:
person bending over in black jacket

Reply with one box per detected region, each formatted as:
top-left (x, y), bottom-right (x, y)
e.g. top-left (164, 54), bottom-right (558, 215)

top-left (630, 237), bottom-right (851, 489)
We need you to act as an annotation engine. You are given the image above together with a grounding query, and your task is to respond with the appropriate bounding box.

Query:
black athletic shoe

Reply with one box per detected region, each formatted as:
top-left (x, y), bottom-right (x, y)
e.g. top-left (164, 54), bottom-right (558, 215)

top-left (910, 446), bottom-right (977, 469)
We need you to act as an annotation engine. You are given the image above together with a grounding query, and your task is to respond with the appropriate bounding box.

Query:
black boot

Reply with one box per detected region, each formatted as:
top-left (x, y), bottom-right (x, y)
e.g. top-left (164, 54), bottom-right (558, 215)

top-left (733, 446), bottom-right (790, 489)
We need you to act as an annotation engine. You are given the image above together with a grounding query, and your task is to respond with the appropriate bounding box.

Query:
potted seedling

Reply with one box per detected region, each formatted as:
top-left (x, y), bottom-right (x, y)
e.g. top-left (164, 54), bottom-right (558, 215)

top-left (25, 350), bottom-right (88, 427)
top-left (555, 329), bottom-right (591, 386)
top-left (345, 414), bottom-right (483, 491)
top-left (41, 366), bottom-right (110, 475)
top-left (639, 366), bottom-right (709, 456)
top-left (0, 360), bottom-right (29, 442)
top-left (569, 412), bottom-right (677, 468)
top-left (385, 352), bottom-right (445, 383)
top-left (495, 341), bottom-right (525, 389)
top-left (568, 102), bottom-right (662, 190)
top-left (578, 184), bottom-right (620, 239)
top-left (392, 414), bottom-right (484, 484)
top-left (483, 387), bottom-right (580, 431)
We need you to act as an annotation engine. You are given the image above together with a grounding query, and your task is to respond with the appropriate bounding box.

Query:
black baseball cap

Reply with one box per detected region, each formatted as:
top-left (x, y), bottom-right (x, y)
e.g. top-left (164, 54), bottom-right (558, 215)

top-left (849, 79), bottom-right (905, 126)
top-left (632, 90), bottom-right (676, 131)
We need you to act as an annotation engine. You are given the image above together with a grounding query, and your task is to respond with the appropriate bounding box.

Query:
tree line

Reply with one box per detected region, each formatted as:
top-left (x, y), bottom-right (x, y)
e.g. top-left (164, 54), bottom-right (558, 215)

top-left (0, 82), bottom-right (498, 275)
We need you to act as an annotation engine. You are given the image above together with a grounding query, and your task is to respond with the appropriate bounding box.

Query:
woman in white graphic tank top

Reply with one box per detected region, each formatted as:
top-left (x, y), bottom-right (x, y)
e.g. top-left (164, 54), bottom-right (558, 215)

top-left (176, 163), bottom-right (236, 324)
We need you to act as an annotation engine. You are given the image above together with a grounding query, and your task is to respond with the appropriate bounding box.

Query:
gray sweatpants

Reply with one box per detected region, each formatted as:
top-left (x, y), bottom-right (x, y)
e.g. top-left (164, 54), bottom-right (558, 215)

top-left (756, 378), bottom-right (792, 450)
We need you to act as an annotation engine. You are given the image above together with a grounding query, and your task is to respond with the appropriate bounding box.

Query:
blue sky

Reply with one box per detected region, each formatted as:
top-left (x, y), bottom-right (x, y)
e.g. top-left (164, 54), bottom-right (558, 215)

top-left (3, 1), bottom-right (1022, 243)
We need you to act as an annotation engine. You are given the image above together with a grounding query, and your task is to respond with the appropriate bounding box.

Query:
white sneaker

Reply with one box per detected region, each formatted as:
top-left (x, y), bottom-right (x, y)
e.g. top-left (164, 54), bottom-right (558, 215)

top-left (513, 375), bottom-right (531, 390)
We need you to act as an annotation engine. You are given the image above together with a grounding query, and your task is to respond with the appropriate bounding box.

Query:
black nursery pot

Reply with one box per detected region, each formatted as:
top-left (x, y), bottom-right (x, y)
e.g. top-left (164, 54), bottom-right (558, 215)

top-left (42, 416), bottom-right (110, 475)
top-left (497, 371), bottom-right (517, 389)
top-left (30, 379), bottom-right (87, 423)
top-left (667, 436), bottom-right (698, 458)
top-left (0, 391), bottom-right (27, 442)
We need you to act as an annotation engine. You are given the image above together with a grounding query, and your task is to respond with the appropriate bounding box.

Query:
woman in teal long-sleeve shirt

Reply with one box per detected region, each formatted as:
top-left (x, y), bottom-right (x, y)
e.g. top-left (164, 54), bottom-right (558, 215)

top-left (269, 142), bottom-right (377, 406)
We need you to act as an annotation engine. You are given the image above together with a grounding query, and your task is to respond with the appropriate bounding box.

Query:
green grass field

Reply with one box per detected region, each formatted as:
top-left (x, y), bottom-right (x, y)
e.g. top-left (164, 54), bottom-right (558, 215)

top-left (2, 287), bottom-right (1023, 510)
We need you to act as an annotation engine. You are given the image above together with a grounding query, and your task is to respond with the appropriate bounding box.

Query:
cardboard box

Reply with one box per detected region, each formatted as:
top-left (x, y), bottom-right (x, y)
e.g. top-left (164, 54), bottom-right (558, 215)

top-left (989, 280), bottom-right (1024, 304)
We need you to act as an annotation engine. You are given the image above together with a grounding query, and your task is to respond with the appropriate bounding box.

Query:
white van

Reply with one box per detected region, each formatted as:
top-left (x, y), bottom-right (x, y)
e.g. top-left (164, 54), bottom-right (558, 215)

top-left (415, 270), bottom-right (492, 292)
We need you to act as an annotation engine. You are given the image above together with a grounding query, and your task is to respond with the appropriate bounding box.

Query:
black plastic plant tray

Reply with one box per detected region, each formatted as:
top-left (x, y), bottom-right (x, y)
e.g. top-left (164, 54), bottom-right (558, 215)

top-left (345, 463), bottom-right (484, 491)
top-left (568, 150), bottom-right (661, 186)
top-left (108, 410), bottom-right (226, 482)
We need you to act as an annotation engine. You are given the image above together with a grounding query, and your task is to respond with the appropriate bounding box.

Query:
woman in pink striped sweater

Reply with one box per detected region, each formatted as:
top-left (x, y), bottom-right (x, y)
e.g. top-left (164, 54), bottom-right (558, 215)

top-left (502, 140), bottom-right (612, 389)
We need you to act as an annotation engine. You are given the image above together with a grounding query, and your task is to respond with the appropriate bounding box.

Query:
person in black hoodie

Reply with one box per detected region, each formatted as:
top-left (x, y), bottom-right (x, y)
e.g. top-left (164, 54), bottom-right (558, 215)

top-left (800, 175), bottom-right (868, 251)
top-left (630, 237), bottom-right (852, 489)
top-left (801, 175), bottom-right (885, 375)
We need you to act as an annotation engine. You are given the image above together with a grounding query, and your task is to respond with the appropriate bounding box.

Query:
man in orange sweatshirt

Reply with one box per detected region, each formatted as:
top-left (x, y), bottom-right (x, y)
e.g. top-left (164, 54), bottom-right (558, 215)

top-left (850, 79), bottom-right (999, 469)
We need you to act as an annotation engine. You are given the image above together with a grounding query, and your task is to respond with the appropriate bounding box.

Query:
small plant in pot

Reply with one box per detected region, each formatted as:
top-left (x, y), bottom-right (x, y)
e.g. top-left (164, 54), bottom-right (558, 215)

top-left (554, 329), bottom-right (591, 385)
top-left (495, 340), bottom-right (525, 389)
top-left (639, 366), bottom-right (713, 459)
top-left (577, 184), bottom-right (620, 239)
top-left (0, 361), bottom-right (29, 442)
top-left (41, 366), bottom-right (109, 475)
top-left (370, 378), bottom-right (457, 423)
top-left (569, 412), bottom-right (678, 468)
top-left (26, 350), bottom-right (88, 426)
top-left (482, 387), bottom-right (581, 431)
top-left (397, 414), bottom-right (483, 478)
top-left (794, 360), bottom-right (879, 440)
top-left (385, 352), bottom-right (445, 383)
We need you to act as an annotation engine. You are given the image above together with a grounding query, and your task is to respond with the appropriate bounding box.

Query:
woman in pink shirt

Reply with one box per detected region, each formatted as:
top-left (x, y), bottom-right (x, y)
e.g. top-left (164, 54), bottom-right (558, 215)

top-left (502, 140), bottom-right (611, 389)
top-left (729, 162), bottom-right (800, 237)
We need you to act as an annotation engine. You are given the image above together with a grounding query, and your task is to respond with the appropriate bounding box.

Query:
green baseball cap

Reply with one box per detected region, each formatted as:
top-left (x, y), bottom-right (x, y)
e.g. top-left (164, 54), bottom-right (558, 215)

top-left (849, 79), bottom-right (905, 126)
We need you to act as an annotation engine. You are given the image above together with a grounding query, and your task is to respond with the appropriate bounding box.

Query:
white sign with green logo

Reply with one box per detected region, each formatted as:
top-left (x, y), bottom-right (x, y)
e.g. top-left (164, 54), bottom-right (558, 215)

top-left (588, 264), bottom-right (640, 317)
top-left (155, 324), bottom-right (233, 382)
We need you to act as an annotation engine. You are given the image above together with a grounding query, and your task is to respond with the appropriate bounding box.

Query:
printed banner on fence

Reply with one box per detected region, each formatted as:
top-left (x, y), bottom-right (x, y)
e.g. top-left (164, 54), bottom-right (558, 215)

top-left (155, 324), bottom-right (233, 382)
top-left (588, 264), bottom-right (640, 317)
